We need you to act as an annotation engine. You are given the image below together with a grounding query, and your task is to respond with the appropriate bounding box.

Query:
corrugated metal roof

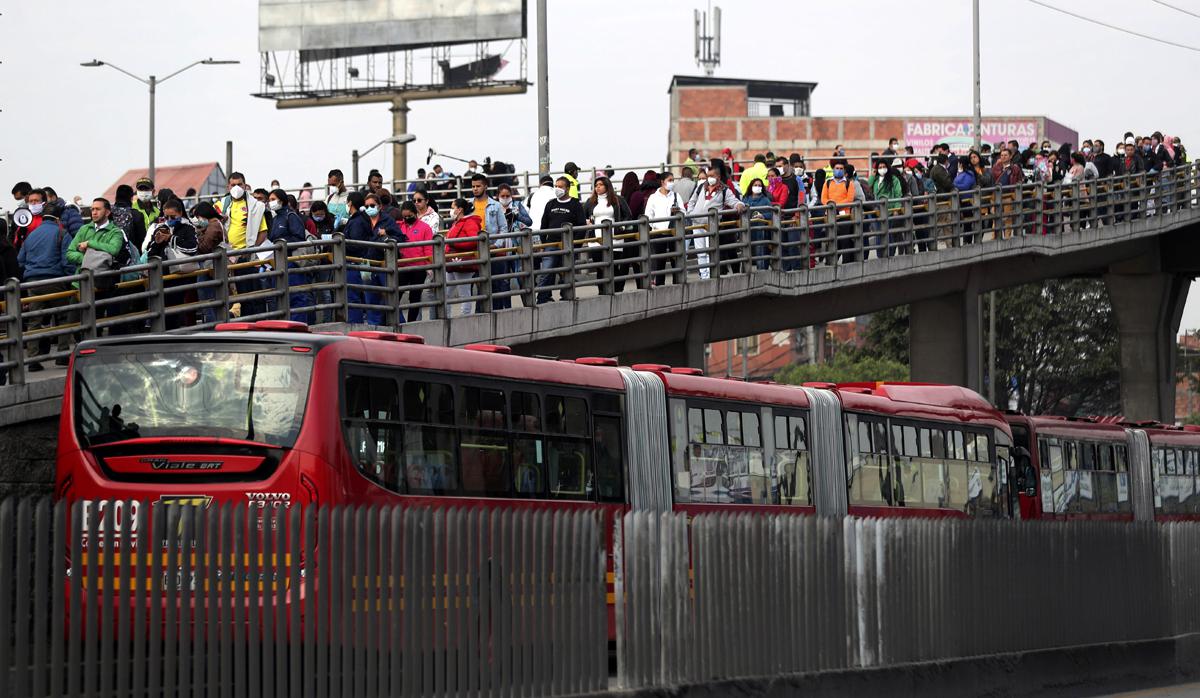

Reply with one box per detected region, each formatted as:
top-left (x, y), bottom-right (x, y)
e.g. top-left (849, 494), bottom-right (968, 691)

top-left (101, 162), bottom-right (224, 202)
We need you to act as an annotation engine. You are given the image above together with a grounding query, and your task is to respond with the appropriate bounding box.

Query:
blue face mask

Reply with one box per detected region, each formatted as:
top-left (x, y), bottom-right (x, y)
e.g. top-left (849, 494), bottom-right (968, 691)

top-left (834, 170), bottom-right (846, 181)
top-left (165, 217), bottom-right (180, 226)
top-left (364, 206), bottom-right (380, 217)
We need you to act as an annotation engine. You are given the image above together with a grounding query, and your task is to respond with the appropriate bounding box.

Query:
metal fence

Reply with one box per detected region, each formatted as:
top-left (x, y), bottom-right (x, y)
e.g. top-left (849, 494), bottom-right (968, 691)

top-left (615, 510), bottom-right (1200, 689)
top-left (2, 164), bottom-right (1198, 385)
top-left (0, 498), bottom-right (607, 698)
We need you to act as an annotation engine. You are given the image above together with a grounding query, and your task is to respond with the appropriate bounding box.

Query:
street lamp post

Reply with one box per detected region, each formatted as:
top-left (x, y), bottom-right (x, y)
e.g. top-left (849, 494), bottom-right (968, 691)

top-left (352, 134), bottom-right (417, 187)
top-left (81, 58), bottom-right (239, 183)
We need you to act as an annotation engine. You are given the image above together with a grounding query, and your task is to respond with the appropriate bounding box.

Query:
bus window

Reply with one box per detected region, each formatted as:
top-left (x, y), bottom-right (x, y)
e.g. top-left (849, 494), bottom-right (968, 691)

top-left (512, 435), bottom-right (545, 497)
top-left (743, 412), bottom-right (761, 448)
top-left (546, 395), bottom-right (588, 436)
top-left (547, 438), bottom-right (590, 500)
top-left (401, 380), bottom-right (457, 494)
top-left (403, 380), bottom-right (454, 425)
top-left (512, 391), bottom-right (541, 432)
top-left (726, 411), bottom-right (743, 446)
top-left (593, 415), bottom-right (624, 503)
top-left (789, 416), bottom-right (806, 450)
top-left (775, 415), bottom-right (789, 450)
top-left (459, 387), bottom-right (510, 496)
top-left (688, 408), bottom-right (705, 446)
top-left (343, 374), bottom-right (402, 491)
top-left (703, 409), bottom-right (724, 445)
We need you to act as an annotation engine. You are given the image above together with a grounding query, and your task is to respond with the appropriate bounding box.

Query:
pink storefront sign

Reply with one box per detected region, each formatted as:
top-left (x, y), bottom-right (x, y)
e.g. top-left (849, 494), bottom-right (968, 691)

top-left (904, 120), bottom-right (1039, 154)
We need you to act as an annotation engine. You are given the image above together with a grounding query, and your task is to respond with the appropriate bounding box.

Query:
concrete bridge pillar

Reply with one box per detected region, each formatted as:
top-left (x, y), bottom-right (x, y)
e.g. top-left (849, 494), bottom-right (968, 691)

top-left (1104, 271), bottom-right (1189, 423)
top-left (909, 290), bottom-right (983, 393)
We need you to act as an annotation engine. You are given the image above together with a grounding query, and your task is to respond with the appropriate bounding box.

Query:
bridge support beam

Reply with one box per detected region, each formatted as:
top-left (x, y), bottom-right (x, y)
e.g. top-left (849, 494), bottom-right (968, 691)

top-left (1105, 271), bottom-right (1190, 423)
top-left (621, 337), bottom-right (706, 370)
top-left (909, 291), bottom-right (983, 393)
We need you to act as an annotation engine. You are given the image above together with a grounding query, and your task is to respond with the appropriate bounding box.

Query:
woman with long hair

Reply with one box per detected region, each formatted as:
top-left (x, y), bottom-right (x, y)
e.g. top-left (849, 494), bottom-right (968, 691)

top-left (583, 176), bottom-right (634, 289)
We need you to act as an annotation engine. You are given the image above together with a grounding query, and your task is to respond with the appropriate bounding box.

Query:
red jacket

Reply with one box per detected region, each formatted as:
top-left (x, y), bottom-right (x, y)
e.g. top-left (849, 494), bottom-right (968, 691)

top-left (768, 180), bottom-right (788, 207)
top-left (445, 214), bottom-right (482, 271)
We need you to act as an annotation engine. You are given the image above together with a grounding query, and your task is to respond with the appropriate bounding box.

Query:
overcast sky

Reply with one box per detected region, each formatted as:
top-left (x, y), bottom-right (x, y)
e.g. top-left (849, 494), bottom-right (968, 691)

top-left (4, 0), bottom-right (1200, 328)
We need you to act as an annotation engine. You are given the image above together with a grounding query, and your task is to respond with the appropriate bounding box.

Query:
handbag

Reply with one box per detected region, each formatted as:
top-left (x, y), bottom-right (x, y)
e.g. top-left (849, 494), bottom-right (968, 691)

top-left (164, 242), bottom-right (200, 274)
top-left (81, 246), bottom-right (115, 272)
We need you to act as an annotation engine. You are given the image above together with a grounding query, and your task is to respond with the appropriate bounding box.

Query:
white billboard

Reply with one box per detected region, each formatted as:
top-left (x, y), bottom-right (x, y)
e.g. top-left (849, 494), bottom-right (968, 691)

top-left (259, 0), bottom-right (526, 54)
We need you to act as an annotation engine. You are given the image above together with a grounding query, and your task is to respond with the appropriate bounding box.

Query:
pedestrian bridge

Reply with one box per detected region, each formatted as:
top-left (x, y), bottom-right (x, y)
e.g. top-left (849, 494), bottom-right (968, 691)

top-left (2, 166), bottom-right (1198, 427)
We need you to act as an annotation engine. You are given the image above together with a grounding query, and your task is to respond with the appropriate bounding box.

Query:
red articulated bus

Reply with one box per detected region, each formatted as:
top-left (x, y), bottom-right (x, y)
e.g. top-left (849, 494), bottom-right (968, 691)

top-left (57, 321), bottom-right (1021, 525)
top-left (1004, 414), bottom-right (1200, 522)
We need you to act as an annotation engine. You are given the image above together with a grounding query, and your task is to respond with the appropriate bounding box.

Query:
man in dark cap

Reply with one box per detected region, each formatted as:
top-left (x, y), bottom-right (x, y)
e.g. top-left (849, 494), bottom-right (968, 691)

top-left (132, 176), bottom-right (159, 232)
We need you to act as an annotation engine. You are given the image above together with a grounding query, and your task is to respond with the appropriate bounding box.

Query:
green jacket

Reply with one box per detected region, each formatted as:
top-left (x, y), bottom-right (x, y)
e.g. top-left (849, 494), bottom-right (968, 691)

top-left (66, 220), bottom-right (125, 267)
top-left (868, 173), bottom-right (903, 202)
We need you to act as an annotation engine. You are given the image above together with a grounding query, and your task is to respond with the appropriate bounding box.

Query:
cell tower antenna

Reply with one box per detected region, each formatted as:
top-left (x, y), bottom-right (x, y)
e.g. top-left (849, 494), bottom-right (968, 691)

top-left (694, 3), bottom-right (721, 77)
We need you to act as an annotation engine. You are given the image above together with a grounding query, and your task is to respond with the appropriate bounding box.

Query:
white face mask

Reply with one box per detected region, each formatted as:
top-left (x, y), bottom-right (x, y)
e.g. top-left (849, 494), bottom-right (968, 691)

top-left (751, 185), bottom-right (763, 195)
top-left (499, 197), bottom-right (512, 206)
top-left (328, 184), bottom-right (341, 195)
top-left (878, 167), bottom-right (888, 176)
top-left (229, 185), bottom-right (246, 200)
top-left (706, 176), bottom-right (718, 187)
top-left (664, 181), bottom-right (675, 192)
top-left (28, 202), bottom-right (44, 215)
top-left (136, 190), bottom-right (153, 202)
top-left (553, 187), bottom-right (566, 199)
top-left (268, 199), bottom-right (283, 212)
top-left (190, 216), bottom-right (207, 227)
top-left (1117, 148), bottom-right (1126, 156)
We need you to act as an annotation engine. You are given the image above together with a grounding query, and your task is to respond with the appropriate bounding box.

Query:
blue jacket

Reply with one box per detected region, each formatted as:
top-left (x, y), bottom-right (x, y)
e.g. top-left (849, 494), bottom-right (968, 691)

top-left (476, 197), bottom-right (509, 238)
top-left (503, 200), bottom-right (533, 230)
top-left (17, 218), bottom-right (73, 279)
top-left (59, 204), bottom-right (84, 236)
top-left (344, 210), bottom-right (404, 261)
top-left (268, 208), bottom-right (308, 245)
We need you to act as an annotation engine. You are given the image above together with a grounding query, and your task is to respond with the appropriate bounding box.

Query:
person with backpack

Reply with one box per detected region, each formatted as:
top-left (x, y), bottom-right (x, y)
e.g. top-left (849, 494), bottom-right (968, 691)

top-left (266, 188), bottom-right (315, 324)
top-left (16, 206), bottom-right (74, 370)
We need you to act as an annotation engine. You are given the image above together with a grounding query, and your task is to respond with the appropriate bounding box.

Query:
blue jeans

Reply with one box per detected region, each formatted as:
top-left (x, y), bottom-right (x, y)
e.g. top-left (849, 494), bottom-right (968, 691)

top-left (490, 258), bottom-right (514, 310)
top-left (535, 253), bottom-right (561, 304)
top-left (347, 270), bottom-right (383, 325)
top-left (286, 263), bottom-right (314, 324)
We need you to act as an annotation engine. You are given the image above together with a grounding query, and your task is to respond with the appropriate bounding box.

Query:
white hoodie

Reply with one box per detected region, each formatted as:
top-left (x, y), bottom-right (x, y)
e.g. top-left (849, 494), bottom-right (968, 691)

top-left (644, 189), bottom-right (681, 222)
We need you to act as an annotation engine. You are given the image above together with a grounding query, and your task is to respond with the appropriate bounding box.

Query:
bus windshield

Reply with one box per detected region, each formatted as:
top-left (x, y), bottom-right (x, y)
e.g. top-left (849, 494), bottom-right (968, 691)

top-left (74, 348), bottom-right (313, 448)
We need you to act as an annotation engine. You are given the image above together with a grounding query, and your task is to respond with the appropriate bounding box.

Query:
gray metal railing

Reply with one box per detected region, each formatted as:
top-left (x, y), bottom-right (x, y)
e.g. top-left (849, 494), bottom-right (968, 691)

top-left (3, 164), bottom-right (1198, 385)
top-left (615, 510), bottom-right (1200, 689)
top-left (0, 498), bottom-right (607, 698)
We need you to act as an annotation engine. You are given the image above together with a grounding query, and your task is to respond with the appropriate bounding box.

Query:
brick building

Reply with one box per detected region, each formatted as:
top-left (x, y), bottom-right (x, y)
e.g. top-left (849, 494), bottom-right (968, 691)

top-left (705, 319), bottom-right (865, 380)
top-left (667, 75), bottom-right (1079, 170)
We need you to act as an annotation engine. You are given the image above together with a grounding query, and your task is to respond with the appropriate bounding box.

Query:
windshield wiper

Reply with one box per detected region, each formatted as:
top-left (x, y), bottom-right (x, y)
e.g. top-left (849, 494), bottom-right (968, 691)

top-left (245, 354), bottom-right (259, 442)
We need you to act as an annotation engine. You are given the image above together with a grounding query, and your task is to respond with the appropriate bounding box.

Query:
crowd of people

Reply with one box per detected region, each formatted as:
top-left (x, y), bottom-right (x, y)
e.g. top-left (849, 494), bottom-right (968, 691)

top-left (0, 130), bottom-right (1190, 372)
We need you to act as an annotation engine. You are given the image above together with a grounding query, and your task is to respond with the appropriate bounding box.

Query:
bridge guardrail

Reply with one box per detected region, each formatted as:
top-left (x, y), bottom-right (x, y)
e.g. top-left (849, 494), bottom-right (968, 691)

top-left (2, 164), bottom-right (1197, 385)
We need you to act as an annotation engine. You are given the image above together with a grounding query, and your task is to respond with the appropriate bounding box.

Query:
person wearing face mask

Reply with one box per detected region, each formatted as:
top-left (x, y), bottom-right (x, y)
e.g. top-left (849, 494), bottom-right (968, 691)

top-left (131, 177), bottom-right (160, 232)
top-left (395, 200), bottom-right (434, 322)
top-left (325, 169), bottom-right (350, 230)
top-left (263, 188), bottom-right (315, 324)
top-left (17, 192), bottom-right (75, 369)
top-left (214, 172), bottom-right (268, 318)
top-left (738, 154), bottom-right (770, 196)
top-left (146, 199), bottom-right (199, 329)
top-left (741, 177), bottom-right (774, 270)
top-left (536, 177), bottom-right (586, 304)
top-left (868, 160), bottom-right (905, 256)
top-left (12, 187), bottom-right (47, 252)
top-left (344, 191), bottom-right (403, 325)
top-left (185, 201), bottom-right (227, 325)
top-left (642, 172), bottom-right (684, 285)
top-left (822, 161), bottom-right (859, 263)
top-left (686, 163), bottom-right (744, 278)
top-left (466, 173), bottom-right (510, 311)
top-left (582, 176), bottom-right (633, 289)
top-left (444, 197), bottom-right (482, 316)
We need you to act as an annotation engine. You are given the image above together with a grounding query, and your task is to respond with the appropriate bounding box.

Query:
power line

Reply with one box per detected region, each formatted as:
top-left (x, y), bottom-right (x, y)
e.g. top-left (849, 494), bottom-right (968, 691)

top-left (1027, 0), bottom-right (1200, 52)
top-left (1150, 0), bottom-right (1200, 20)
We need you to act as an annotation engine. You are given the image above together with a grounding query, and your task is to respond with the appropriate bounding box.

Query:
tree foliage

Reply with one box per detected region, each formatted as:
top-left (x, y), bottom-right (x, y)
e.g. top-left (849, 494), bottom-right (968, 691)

top-left (992, 279), bottom-right (1120, 416)
top-left (775, 351), bottom-right (909, 385)
top-left (773, 278), bottom-right (1121, 417)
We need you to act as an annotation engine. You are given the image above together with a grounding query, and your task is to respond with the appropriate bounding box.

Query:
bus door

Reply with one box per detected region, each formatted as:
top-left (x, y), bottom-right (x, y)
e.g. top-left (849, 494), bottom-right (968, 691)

top-left (1007, 423), bottom-right (1040, 519)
